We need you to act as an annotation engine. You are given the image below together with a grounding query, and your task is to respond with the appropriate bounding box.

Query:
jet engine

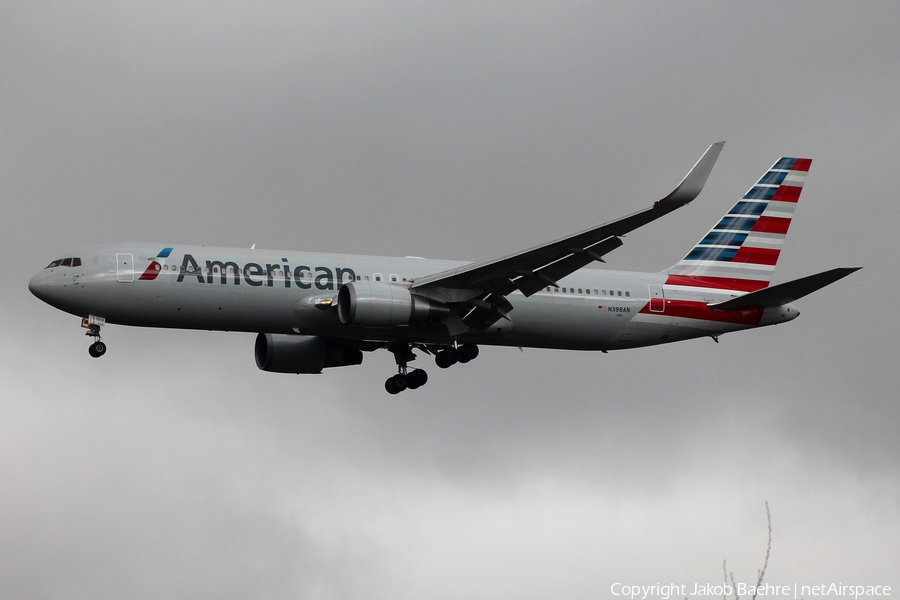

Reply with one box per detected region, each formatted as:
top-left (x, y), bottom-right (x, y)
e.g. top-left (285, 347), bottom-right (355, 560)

top-left (337, 282), bottom-right (449, 326)
top-left (255, 333), bottom-right (363, 374)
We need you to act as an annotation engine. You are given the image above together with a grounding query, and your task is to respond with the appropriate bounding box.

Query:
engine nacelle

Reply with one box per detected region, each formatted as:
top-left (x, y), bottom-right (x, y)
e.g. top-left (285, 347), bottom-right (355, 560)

top-left (255, 333), bottom-right (363, 374)
top-left (337, 282), bottom-right (449, 326)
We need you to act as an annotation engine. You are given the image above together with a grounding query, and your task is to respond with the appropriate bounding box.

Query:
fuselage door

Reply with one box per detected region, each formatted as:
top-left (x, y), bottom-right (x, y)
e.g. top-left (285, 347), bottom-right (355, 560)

top-left (648, 284), bottom-right (664, 313)
top-left (116, 253), bottom-right (134, 282)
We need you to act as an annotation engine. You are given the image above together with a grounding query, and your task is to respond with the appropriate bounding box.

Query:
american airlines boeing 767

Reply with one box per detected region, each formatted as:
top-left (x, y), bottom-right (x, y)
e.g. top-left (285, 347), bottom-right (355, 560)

top-left (29, 143), bottom-right (859, 393)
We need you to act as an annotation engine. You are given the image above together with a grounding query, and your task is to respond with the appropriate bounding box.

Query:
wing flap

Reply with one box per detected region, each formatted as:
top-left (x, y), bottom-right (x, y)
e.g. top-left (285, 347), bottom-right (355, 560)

top-left (515, 236), bottom-right (624, 297)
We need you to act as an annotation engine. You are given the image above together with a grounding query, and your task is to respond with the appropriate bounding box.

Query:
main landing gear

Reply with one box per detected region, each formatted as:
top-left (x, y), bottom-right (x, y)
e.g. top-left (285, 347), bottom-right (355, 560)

top-left (82, 315), bottom-right (107, 358)
top-left (435, 342), bottom-right (478, 369)
top-left (383, 342), bottom-right (480, 394)
top-left (385, 343), bottom-right (428, 395)
top-left (384, 368), bottom-right (428, 395)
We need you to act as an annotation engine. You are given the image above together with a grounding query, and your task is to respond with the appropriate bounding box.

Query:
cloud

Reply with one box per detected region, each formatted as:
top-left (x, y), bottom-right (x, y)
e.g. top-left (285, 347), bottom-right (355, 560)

top-left (2, 1), bottom-right (898, 597)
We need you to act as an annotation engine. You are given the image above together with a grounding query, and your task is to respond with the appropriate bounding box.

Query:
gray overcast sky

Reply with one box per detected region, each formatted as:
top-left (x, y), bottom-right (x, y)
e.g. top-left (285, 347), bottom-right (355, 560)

top-left (2, 2), bottom-right (898, 598)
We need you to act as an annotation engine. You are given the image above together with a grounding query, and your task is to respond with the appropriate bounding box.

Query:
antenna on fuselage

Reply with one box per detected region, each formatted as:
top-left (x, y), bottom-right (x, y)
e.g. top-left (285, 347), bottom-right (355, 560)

top-left (250, 244), bottom-right (256, 250)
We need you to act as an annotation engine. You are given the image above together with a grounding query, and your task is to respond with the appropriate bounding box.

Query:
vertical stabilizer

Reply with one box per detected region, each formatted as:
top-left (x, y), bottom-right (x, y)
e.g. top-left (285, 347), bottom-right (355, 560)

top-left (666, 157), bottom-right (811, 291)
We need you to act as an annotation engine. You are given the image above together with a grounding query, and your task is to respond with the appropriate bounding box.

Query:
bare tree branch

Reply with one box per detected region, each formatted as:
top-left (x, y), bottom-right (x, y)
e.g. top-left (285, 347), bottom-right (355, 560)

top-left (723, 559), bottom-right (728, 600)
top-left (752, 502), bottom-right (772, 600)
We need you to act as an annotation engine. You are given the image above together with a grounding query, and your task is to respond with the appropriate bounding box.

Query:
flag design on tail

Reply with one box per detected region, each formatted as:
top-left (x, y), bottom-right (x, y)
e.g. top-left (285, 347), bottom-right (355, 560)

top-left (666, 157), bottom-right (811, 291)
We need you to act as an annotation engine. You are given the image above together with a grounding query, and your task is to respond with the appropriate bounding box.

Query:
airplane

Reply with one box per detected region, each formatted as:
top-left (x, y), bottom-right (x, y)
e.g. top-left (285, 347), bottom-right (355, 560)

top-left (29, 142), bottom-right (860, 393)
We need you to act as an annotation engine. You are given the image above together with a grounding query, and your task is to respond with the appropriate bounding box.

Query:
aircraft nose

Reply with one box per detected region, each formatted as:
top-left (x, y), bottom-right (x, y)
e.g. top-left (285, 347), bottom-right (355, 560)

top-left (28, 270), bottom-right (49, 302)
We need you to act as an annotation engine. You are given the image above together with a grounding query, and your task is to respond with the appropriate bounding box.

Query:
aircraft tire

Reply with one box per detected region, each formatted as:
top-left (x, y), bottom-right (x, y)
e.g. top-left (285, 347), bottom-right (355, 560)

top-left (435, 348), bottom-right (458, 369)
top-left (459, 342), bottom-right (479, 362)
top-left (385, 377), bottom-right (401, 394)
top-left (407, 369), bottom-right (428, 389)
top-left (394, 374), bottom-right (408, 391)
top-left (89, 341), bottom-right (107, 358)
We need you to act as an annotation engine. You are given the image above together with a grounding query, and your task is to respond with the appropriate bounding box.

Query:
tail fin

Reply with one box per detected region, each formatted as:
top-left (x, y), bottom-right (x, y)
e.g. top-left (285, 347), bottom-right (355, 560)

top-left (666, 157), bottom-right (811, 291)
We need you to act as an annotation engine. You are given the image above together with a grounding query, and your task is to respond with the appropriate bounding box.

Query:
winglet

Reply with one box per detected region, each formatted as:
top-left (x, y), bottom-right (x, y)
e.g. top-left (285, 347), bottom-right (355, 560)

top-left (657, 141), bottom-right (725, 206)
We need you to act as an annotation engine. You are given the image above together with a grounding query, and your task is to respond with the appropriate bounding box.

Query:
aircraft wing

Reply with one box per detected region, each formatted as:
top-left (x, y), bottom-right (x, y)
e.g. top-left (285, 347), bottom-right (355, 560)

top-left (410, 142), bottom-right (724, 329)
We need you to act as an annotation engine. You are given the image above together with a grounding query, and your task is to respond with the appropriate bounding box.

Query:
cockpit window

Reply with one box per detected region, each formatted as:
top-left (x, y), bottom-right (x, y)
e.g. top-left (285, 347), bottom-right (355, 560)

top-left (45, 257), bottom-right (82, 269)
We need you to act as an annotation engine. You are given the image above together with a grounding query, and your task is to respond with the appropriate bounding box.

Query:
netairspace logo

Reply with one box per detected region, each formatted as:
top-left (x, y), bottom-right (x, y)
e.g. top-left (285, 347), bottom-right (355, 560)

top-left (610, 582), bottom-right (892, 600)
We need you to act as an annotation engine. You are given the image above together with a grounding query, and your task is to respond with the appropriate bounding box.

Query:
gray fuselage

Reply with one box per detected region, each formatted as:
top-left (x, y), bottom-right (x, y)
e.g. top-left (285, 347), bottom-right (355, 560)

top-left (28, 243), bottom-right (798, 352)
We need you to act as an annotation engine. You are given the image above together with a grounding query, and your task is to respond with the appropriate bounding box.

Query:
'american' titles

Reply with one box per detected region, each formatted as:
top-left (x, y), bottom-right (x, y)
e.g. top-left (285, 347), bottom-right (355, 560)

top-left (176, 254), bottom-right (355, 291)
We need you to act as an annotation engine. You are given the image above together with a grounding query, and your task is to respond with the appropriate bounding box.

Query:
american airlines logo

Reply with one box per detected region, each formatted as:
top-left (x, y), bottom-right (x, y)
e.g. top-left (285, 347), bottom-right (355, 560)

top-left (173, 252), bottom-right (355, 291)
top-left (138, 247), bottom-right (173, 281)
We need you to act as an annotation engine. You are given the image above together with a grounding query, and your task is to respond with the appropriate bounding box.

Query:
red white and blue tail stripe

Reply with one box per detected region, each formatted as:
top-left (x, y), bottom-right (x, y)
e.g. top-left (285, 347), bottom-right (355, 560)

top-left (666, 157), bottom-right (810, 291)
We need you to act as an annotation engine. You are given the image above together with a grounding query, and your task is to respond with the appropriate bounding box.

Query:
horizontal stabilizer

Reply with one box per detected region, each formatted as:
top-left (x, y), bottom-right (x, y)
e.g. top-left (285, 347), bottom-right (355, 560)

top-left (708, 267), bottom-right (861, 311)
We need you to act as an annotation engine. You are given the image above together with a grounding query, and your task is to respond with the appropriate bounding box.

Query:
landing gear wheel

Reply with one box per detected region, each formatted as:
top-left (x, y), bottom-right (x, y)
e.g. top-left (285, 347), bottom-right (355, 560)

top-left (88, 341), bottom-right (107, 358)
top-left (385, 377), bottom-right (400, 394)
top-left (435, 348), bottom-right (459, 369)
top-left (406, 369), bottom-right (428, 389)
top-left (458, 342), bottom-right (479, 363)
top-left (385, 373), bottom-right (408, 395)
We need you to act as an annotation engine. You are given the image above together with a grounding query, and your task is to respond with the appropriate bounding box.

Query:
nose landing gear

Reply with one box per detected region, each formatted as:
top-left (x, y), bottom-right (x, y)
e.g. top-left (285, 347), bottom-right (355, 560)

top-left (82, 315), bottom-right (107, 358)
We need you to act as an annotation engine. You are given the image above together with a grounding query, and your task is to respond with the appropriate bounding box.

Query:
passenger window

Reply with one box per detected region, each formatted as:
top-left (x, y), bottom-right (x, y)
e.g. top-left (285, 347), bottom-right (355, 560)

top-left (390, 274), bottom-right (398, 283)
top-left (625, 291), bottom-right (630, 297)
top-left (374, 274), bottom-right (382, 282)
top-left (554, 287), bottom-right (559, 292)
top-left (365, 276), bottom-right (370, 281)
top-left (617, 291), bottom-right (622, 296)
top-left (578, 288), bottom-right (582, 294)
